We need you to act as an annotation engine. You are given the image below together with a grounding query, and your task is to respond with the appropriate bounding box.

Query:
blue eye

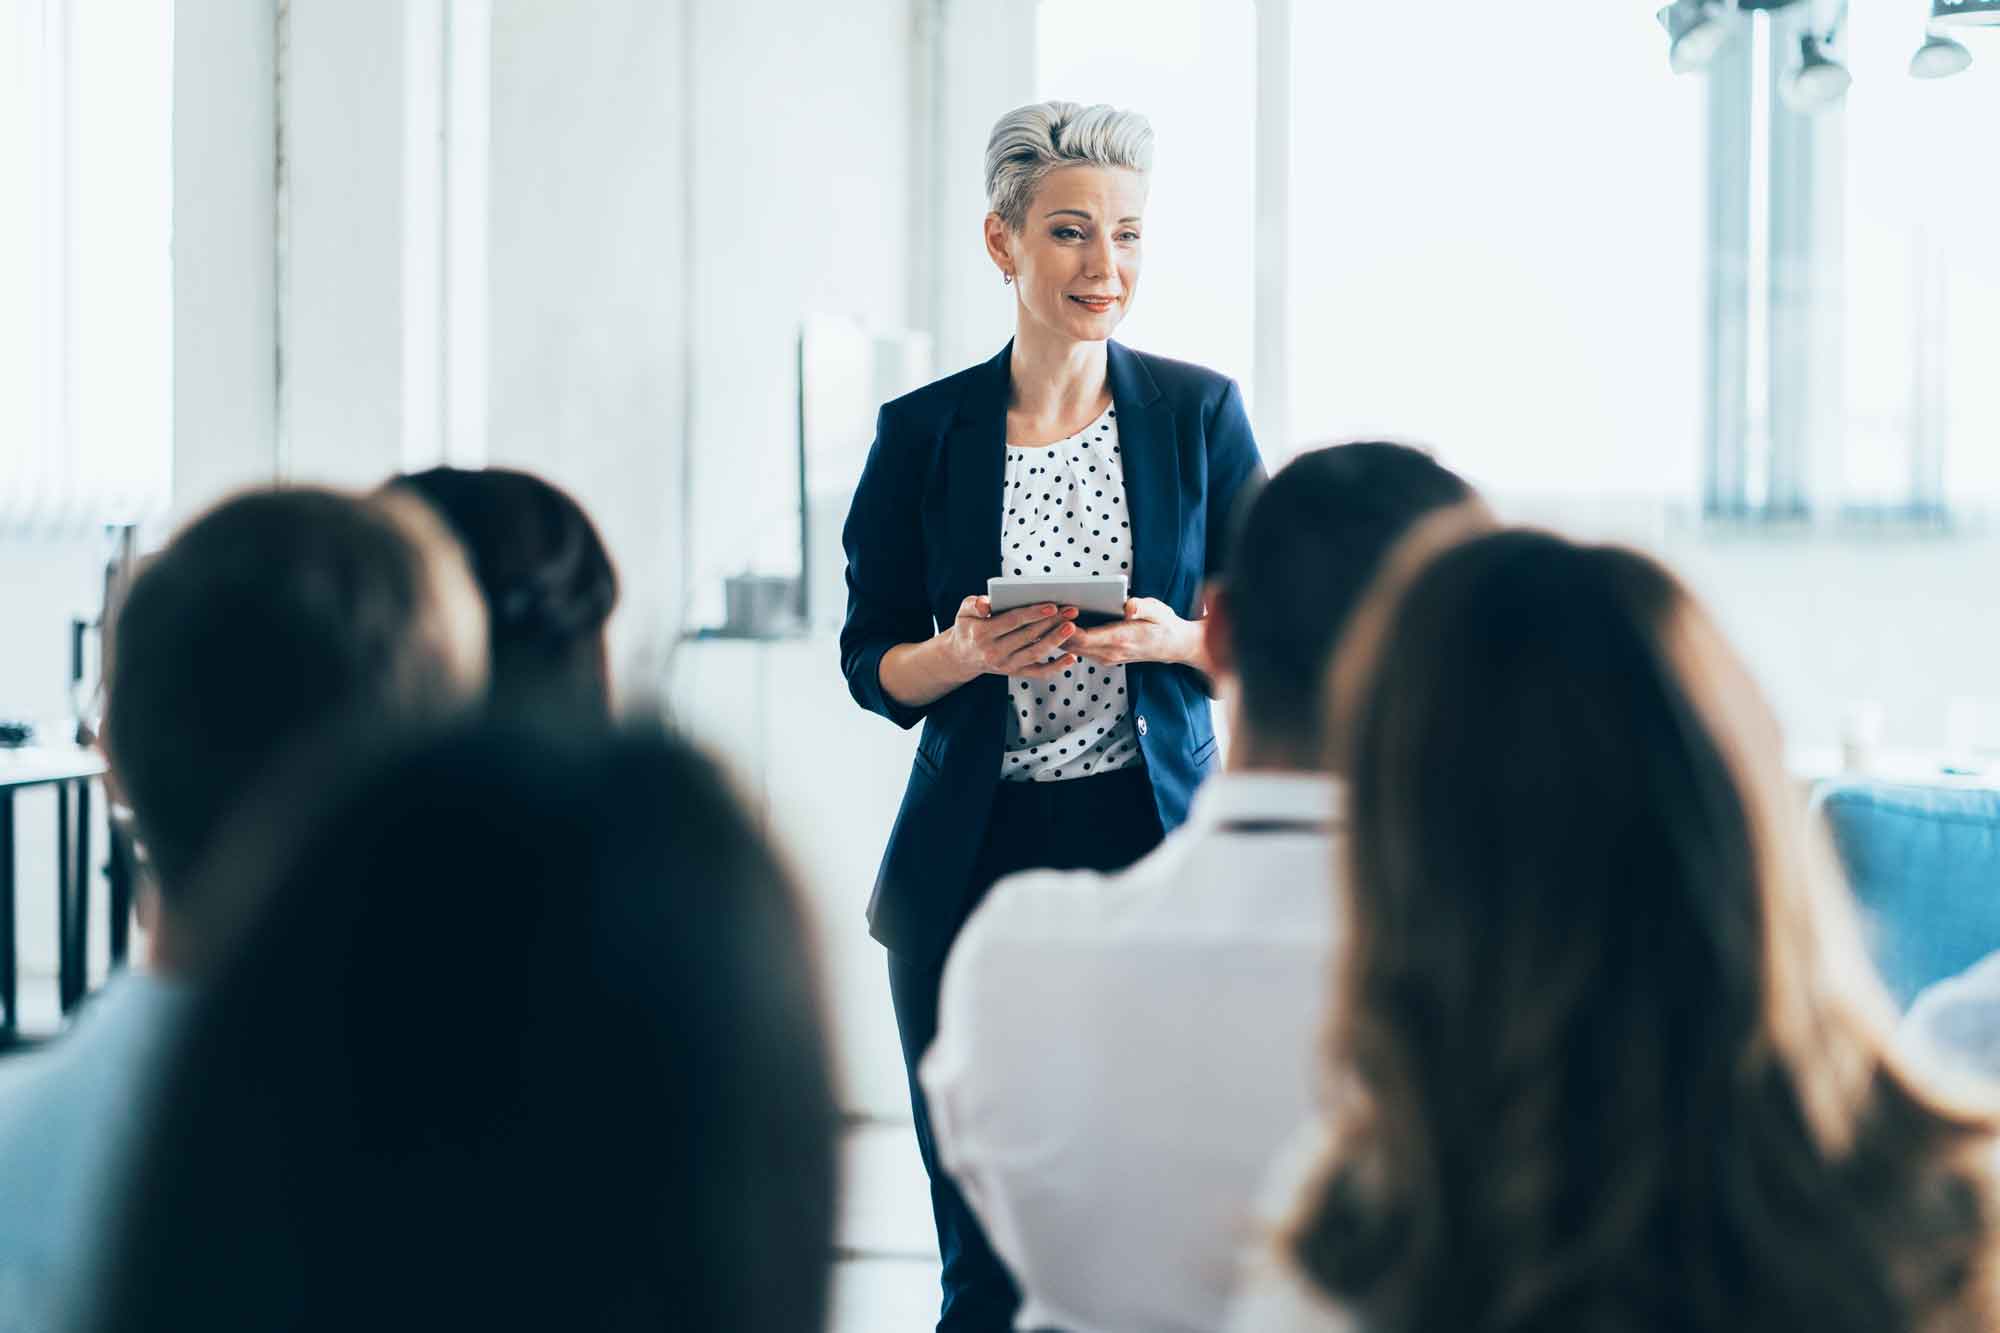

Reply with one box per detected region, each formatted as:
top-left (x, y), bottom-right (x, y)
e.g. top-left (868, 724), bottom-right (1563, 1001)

top-left (1054, 227), bottom-right (1084, 241)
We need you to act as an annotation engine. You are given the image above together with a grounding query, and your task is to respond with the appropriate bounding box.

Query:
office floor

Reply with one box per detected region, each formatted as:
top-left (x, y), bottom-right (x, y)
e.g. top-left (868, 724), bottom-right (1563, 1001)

top-left (834, 1122), bottom-right (943, 1331)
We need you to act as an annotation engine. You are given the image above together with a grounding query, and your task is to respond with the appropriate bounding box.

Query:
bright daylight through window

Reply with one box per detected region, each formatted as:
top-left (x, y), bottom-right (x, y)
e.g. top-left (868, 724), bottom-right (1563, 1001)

top-left (1287, 3), bottom-right (1704, 503)
top-left (3, 0), bottom-right (172, 531)
top-left (1036, 0), bottom-right (1257, 406)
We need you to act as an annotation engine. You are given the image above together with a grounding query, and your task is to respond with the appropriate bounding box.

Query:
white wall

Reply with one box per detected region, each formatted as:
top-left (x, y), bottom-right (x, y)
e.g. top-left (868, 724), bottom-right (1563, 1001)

top-left (1671, 529), bottom-right (2000, 753)
top-left (929, 0), bottom-right (1034, 377)
top-left (170, 0), bottom-right (278, 517)
top-left (485, 0), bottom-right (692, 687)
top-left (683, 0), bottom-right (926, 627)
top-left (281, 1), bottom-right (409, 488)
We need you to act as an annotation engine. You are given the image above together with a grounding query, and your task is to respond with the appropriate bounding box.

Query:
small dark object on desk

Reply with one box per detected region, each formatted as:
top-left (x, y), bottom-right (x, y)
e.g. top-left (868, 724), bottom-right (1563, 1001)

top-left (0, 721), bottom-right (34, 750)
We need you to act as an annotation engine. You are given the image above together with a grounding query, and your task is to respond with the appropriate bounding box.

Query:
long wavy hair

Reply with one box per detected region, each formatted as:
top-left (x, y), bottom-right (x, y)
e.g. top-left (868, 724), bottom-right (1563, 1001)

top-left (1288, 527), bottom-right (2000, 1333)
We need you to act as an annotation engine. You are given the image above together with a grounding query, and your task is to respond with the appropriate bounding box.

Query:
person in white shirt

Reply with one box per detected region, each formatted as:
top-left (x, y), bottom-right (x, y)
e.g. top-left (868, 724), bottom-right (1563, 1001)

top-left (920, 442), bottom-right (1478, 1333)
top-left (1905, 951), bottom-right (2000, 1078)
top-left (1227, 528), bottom-right (2000, 1333)
top-left (0, 487), bottom-right (485, 1333)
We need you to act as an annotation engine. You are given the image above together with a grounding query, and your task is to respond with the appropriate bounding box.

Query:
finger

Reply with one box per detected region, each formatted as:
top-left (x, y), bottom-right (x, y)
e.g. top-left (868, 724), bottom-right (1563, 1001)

top-left (956, 595), bottom-right (986, 622)
top-left (1076, 632), bottom-right (1140, 665)
top-left (1069, 624), bottom-right (1129, 653)
top-left (992, 615), bottom-right (1069, 657)
top-left (1009, 652), bottom-right (1077, 681)
top-left (991, 603), bottom-right (1070, 641)
top-left (1003, 621), bottom-right (1075, 667)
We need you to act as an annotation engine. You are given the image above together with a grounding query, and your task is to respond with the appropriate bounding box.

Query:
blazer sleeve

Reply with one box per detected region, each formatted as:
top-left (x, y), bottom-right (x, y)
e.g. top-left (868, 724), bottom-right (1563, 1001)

top-left (839, 405), bottom-right (936, 730)
top-left (1204, 378), bottom-right (1265, 581)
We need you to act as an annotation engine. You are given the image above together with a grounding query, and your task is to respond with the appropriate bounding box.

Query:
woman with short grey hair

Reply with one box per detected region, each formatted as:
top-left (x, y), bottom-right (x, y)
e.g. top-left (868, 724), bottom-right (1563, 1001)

top-left (839, 99), bottom-right (1263, 1331)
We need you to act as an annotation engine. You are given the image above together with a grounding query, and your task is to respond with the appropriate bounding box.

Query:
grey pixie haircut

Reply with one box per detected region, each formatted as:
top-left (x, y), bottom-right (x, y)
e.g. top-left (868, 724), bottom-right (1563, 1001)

top-left (984, 100), bottom-right (1154, 232)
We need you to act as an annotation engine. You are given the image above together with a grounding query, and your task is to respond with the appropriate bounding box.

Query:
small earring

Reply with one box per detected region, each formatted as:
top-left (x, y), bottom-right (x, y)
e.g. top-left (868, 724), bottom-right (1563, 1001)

top-left (1003, 272), bottom-right (1014, 286)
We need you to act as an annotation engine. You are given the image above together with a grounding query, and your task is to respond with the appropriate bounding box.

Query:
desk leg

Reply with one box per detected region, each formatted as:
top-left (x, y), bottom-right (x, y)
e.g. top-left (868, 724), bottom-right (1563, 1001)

top-left (68, 779), bottom-right (92, 1011)
top-left (107, 806), bottom-right (132, 968)
top-left (56, 782), bottom-right (75, 1016)
top-left (1, 792), bottom-right (15, 1043)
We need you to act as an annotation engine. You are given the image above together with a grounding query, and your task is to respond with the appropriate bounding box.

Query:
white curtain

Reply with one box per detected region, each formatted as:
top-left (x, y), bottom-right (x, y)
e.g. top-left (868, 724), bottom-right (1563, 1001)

top-left (1, 0), bottom-right (173, 532)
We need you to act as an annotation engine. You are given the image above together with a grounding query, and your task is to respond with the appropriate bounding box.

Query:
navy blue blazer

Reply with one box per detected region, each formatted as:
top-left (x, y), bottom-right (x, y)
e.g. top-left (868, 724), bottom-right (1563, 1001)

top-left (840, 340), bottom-right (1263, 966)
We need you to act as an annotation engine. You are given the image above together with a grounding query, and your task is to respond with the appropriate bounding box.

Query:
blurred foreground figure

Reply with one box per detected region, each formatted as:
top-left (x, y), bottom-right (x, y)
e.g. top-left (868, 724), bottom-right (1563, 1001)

top-left (87, 723), bottom-right (838, 1333)
top-left (389, 466), bottom-right (619, 724)
top-left (1230, 527), bottom-right (2000, 1333)
top-left (0, 486), bottom-right (485, 1331)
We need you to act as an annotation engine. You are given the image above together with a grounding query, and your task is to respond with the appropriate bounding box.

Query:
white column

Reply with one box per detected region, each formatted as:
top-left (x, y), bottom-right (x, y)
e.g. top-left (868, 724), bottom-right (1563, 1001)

top-left (171, 0), bottom-right (279, 520)
top-left (930, 0), bottom-right (1036, 376)
top-left (486, 0), bottom-right (691, 686)
top-left (1252, 0), bottom-right (1291, 459)
top-left (445, 0), bottom-right (491, 468)
top-left (281, 0), bottom-right (410, 488)
top-left (400, 0), bottom-right (446, 474)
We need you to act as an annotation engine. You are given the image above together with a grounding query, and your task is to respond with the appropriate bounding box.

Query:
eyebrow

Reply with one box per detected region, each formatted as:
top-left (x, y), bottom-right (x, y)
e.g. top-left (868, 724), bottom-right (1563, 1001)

top-left (1044, 209), bottom-right (1143, 223)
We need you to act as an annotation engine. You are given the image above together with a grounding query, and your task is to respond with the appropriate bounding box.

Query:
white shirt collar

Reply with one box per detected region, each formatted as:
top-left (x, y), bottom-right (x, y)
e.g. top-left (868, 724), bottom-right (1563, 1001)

top-left (1187, 769), bottom-right (1343, 833)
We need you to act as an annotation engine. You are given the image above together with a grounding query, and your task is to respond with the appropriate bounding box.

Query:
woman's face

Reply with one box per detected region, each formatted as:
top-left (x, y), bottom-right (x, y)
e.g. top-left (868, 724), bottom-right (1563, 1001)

top-left (987, 165), bottom-right (1147, 346)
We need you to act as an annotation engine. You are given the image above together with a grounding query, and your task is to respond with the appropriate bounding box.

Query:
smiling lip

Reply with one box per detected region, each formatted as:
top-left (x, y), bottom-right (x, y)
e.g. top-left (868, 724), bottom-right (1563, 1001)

top-left (1069, 295), bottom-right (1117, 310)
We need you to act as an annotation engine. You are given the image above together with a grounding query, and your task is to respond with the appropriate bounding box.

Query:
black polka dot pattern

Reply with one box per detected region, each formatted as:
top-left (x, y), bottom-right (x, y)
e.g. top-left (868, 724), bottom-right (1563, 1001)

top-left (997, 405), bottom-right (1138, 784)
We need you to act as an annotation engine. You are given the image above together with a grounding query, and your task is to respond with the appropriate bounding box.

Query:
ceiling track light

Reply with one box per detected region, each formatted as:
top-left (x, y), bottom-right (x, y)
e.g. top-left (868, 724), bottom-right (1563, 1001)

top-left (1784, 33), bottom-right (1852, 109)
top-left (1781, 1), bottom-right (1852, 112)
top-left (1932, 0), bottom-right (2000, 27)
top-left (1658, 0), bottom-right (1734, 73)
top-left (1911, 31), bottom-right (1975, 77)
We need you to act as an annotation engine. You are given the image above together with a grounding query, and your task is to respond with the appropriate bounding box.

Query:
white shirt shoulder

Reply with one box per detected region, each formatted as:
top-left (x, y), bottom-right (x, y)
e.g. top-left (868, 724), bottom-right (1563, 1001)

top-left (923, 772), bottom-right (1343, 1333)
top-left (1904, 950), bottom-right (2000, 1078)
top-left (1223, 1117), bottom-right (1359, 1333)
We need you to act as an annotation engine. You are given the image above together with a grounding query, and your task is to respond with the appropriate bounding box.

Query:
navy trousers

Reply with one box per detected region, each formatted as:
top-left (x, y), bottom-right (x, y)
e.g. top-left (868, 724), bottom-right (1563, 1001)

top-left (887, 763), bottom-right (1165, 1333)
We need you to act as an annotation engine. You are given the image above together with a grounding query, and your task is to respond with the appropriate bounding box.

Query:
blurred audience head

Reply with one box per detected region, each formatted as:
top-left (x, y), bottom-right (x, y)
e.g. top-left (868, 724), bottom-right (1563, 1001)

top-left (103, 486), bottom-right (485, 949)
top-left (388, 466), bottom-right (619, 723)
top-left (91, 721), bottom-right (838, 1333)
top-left (1204, 441), bottom-right (1475, 768)
top-left (1288, 527), bottom-right (2000, 1333)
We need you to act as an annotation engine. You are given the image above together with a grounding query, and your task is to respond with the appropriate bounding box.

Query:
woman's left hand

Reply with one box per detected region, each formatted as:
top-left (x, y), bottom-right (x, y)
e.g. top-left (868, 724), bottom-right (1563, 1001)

top-left (1067, 597), bottom-right (1209, 673)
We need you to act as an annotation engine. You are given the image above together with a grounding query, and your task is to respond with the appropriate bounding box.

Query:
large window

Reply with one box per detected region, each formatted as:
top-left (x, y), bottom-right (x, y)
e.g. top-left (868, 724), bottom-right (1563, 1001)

top-left (1839, 4), bottom-right (2000, 510)
top-left (972, 3), bottom-right (2000, 519)
top-left (2, 0), bottom-right (172, 530)
top-left (1036, 0), bottom-right (1257, 394)
top-left (1287, 5), bottom-right (1705, 496)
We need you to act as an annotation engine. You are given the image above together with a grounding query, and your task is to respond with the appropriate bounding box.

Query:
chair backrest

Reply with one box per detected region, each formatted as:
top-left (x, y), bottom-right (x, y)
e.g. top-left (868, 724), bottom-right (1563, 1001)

top-left (1813, 779), bottom-right (2000, 1008)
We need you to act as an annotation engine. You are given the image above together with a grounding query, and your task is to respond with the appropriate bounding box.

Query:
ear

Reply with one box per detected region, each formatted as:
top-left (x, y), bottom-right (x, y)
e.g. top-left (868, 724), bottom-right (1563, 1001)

top-left (1202, 579), bottom-right (1236, 679)
top-left (983, 212), bottom-right (1015, 281)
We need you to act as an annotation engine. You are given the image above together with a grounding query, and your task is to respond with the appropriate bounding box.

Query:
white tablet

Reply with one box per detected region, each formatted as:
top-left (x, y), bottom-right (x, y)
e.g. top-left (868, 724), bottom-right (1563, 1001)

top-left (987, 574), bottom-right (1129, 627)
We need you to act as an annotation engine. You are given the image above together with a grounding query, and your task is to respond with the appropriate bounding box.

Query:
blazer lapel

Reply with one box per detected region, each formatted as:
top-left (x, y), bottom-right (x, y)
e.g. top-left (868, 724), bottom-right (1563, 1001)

top-left (940, 341), bottom-right (1012, 603)
top-left (1107, 341), bottom-right (1180, 602)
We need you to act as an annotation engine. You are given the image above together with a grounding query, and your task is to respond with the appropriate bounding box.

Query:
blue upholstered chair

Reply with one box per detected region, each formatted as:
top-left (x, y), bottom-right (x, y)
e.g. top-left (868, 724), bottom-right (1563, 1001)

top-left (1813, 779), bottom-right (2000, 1009)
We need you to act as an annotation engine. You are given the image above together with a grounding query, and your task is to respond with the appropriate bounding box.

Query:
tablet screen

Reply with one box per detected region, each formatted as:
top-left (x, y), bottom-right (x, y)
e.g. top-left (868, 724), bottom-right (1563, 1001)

top-left (987, 574), bottom-right (1128, 626)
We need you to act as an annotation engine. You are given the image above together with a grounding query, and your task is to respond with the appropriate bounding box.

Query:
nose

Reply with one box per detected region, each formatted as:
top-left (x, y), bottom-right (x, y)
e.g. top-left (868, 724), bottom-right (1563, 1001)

top-left (1084, 232), bottom-right (1115, 279)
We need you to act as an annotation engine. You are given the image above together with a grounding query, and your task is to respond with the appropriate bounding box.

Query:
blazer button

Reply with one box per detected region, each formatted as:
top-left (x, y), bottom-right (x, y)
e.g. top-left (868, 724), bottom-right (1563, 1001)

top-left (1136, 714), bottom-right (1148, 737)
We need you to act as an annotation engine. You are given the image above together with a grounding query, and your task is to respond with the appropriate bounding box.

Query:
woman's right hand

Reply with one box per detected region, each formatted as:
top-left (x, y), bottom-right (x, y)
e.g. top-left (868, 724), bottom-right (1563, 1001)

top-left (946, 596), bottom-right (1079, 682)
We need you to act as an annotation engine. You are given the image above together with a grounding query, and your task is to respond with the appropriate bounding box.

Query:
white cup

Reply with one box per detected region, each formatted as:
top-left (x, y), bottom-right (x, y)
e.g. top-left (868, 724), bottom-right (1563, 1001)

top-left (1840, 700), bottom-right (1885, 775)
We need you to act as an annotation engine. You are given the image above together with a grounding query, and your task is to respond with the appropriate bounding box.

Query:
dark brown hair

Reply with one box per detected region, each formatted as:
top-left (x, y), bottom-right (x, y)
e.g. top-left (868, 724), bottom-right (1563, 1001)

top-left (1291, 528), bottom-right (2000, 1333)
top-left (389, 467), bottom-right (618, 722)
top-left (103, 487), bottom-right (483, 899)
top-left (1222, 441), bottom-right (1474, 757)
top-left (89, 721), bottom-right (838, 1333)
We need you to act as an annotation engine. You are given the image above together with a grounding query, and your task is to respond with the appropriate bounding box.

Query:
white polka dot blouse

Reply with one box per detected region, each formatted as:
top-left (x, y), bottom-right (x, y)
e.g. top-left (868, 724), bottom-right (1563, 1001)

top-left (998, 405), bottom-right (1139, 783)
